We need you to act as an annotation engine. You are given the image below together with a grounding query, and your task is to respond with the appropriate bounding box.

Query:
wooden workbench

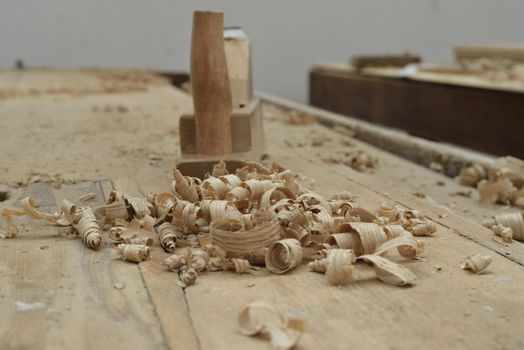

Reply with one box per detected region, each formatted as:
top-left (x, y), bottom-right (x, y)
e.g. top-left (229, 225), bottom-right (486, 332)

top-left (310, 62), bottom-right (524, 158)
top-left (0, 69), bottom-right (523, 350)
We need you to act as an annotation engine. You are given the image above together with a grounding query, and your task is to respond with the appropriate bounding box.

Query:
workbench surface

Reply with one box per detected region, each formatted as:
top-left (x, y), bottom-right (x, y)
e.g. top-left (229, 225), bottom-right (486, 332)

top-left (0, 70), bottom-right (523, 350)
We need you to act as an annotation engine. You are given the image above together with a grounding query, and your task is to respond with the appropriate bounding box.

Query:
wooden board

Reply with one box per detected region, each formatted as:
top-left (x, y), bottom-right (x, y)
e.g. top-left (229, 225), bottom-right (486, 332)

top-left (0, 69), bottom-right (524, 349)
top-left (310, 64), bottom-right (524, 158)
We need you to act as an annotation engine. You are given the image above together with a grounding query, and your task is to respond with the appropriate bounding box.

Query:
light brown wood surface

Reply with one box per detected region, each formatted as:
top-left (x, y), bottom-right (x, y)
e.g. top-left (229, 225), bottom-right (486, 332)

top-left (0, 69), bottom-right (523, 350)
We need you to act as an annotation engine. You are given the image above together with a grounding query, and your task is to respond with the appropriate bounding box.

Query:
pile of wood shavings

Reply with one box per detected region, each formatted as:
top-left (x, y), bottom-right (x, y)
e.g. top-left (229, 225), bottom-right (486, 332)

top-left (457, 156), bottom-right (524, 208)
top-left (0, 161), bottom-right (436, 291)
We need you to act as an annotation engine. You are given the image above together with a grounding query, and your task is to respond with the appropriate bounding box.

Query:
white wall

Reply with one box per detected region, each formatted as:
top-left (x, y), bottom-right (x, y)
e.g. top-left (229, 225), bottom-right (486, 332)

top-left (1, 0), bottom-right (523, 102)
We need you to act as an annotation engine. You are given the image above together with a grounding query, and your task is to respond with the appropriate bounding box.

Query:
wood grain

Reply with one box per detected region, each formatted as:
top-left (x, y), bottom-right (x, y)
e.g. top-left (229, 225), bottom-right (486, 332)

top-left (0, 181), bottom-right (166, 349)
top-left (1, 69), bottom-right (524, 349)
top-left (310, 65), bottom-right (524, 158)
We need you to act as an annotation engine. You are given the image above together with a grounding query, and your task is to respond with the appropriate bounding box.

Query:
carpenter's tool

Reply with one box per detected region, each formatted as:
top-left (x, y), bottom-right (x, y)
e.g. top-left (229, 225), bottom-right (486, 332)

top-left (177, 11), bottom-right (265, 177)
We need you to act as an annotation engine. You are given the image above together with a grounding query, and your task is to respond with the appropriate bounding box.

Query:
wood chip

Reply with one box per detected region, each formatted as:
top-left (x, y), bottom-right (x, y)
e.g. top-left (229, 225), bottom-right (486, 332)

top-left (460, 253), bottom-right (492, 274)
top-left (238, 301), bottom-right (304, 350)
top-left (359, 254), bottom-right (417, 286)
top-left (117, 244), bottom-right (150, 263)
top-left (325, 249), bottom-right (356, 285)
top-left (78, 192), bottom-right (96, 202)
top-left (265, 239), bottom-right (303, 274)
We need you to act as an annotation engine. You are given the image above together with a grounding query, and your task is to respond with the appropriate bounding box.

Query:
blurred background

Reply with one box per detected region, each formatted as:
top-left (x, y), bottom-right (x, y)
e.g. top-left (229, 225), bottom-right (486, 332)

top-left (1, 0), bottom-right (523, 103)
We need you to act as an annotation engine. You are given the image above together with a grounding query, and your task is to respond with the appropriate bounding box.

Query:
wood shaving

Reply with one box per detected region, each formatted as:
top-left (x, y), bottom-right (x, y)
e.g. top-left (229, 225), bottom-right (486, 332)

top-left (457, 164), bottom-right (486, 187)
top-left (238, 301), bottom-right (304, 350)
top-left (265, 239), bottom-right (303, 274)
top-left (337, 222), bottom-right (388, 256)
top-left (308, 259), bottom-right (327, 273)
top-left (210, 210), bottom-right (281, 254)
top-left (104, 201), bottom-right (129, 221)
top-left (165, 253), bottom-right (186, 271)
top-left (449, 190), bottom-right (472, 198)
top-left (409, 220), bottom-right (437, 237)
top-left (490, 224), bottom-right (513, 243)
top-left (460, 253), bottom-right (492, 274)
top-left (483, 212), bottom-right (524, 241)
top-left (4, 161), bottom-right (436, 291)
top-left (359, 254), bottom-right (417, 286)
top-left (74, 207), bottom-right (103, 249)
top-left (373, 233), bottom-right (425, 259)
top-left (461, 156), bottom-right (524, 206)
top-left (117, 244), bottom-right (150, 263)
top-left (156, 222), bottom-right (178, 252)
top-left (108, 226), bottom-right (130, 241)
top-left (178, 266), bottom-right (198, 287)
top-left (212, 160), bottom-right (228, 177)
top-left (325, 249), bottom-right (356, 285)
top-left (123, 236), bottom-right (154, 246)
top-left (173, 166), bottom-right (200, 202)
top-left (78, 192), bottom-right (96, 202)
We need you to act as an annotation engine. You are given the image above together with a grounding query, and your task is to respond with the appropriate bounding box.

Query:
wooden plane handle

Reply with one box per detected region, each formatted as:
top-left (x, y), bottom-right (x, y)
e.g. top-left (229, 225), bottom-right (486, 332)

top-left (191, 11), bottom-right (233, 155)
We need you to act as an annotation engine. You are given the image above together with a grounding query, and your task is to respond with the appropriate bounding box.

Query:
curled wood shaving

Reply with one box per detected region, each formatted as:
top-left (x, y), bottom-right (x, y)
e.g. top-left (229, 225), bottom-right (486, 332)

top-left (104, 201), bottom-right (129, 221)
top-left (275, 203), bottom-right (307, 228)
top-left (478, 177), bottom-right (516, 204)
top-left (490, 224), bottom-right (513, 243)
top-left (325, 249), bottom-right (356, 285)
top-left (409, 220), bottom-right (437, 237)
top-left (460, 253), bottom-right (492, 274)
top-left (226, 186), bottom-right (251, 210)
top-left (0, 208), bottom-right (26, 238)
top-left (238, 301), bottom-right (304, 350)
top-left (108, 226), bottom-right (130, 241)
top-left (283, 225), bottom-right (310, 246)
top-left (374, 233), bottom-right (425, 259)
top-left (199, 200), bottom-right (243, 223)
top-left (242, 179), bottom-right (277, 201)
top-left (457, 164), bottom-right (486, 187)
top-left (186, 249), bottom-right (210, 272)
top-left (308, 259), bottom-right (327, 273)
top-left (378, 201), bottom-right (400, 222)
top-left (123, 236), bottom-right (154, 246)
top-left (221, 174), bottom-right (242, 190)
top-left (156, 222), bottom-right (178, 252)
top-left (259, 186), bottom-right (296, 209)
top-left (359, 254), bottom-right (416, 286)
top-left (60, 199), bottom-right (77, 225)
top-left (202, 177), bottom-right (229, 200)
top-left (297, 192), bottom-right (331, 212)
top-left (78, 192), bottom-right (96, 202)
top-left (307, 205), bottom-right (338, 235)
top-left (212, 160), bottom-right (228, 177)
top-left (345, 222), bottom-right (388, 256)
top-left (210, 210), bottom-right (281, 254)
top-left (74, 207), bottom-right (103, 249)
top-left (382, 224), bottom-right (410, 239)
top-left (125, 196), bottom-right (151, 219)
top-left (325, 233), bottom-right (360, 250)
top-left (343, 207), bottom-right (377, 223)
top-left (173, 166), bottom-right (200, 202)
top-left (265, 239), bottom-right (303, 274)
top-left (165, 253), bottom-right (186, 270)
top-left (483, 212), bottom-right (524, 241)
top-left (178, 266), bottom-right (198, 287)
top-left (117, 244), bottom-right (150, 262)
top-left (229, 258), bottom-right (258, 274)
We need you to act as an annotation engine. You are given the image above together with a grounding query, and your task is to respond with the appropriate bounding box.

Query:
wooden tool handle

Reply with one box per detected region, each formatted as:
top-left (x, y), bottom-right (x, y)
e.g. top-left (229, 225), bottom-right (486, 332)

top-left (191, 11), bottom-right (233, 155)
